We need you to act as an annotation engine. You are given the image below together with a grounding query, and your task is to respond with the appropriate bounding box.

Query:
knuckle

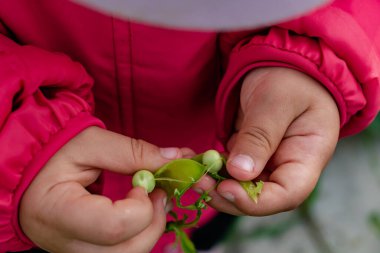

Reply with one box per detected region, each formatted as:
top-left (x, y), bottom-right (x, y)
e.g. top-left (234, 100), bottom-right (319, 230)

top-left (242, 125), bottom-right (273, 154)
top-left (129, 138), bottom-right (146, 165)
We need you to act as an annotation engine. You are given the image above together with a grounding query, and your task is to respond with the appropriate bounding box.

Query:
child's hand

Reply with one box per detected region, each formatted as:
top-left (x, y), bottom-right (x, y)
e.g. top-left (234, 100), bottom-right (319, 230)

top-left (197, 67), bottom-right (340, 216)
top-left (19, 127), bottom-right (183, 253)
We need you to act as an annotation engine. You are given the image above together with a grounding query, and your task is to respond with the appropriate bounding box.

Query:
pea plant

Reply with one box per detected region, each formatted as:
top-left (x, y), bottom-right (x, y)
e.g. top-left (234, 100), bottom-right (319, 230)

top-left (132, 150), bottom-right (264, 253)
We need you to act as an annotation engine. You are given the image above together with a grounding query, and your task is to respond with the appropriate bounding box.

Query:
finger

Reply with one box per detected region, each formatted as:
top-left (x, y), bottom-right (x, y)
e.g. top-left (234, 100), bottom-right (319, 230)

top-left (66, 189), bottom-right (167, 253)
top-left (47, 183), bottom-right (156, 246)
top-left (118, 189), bottom-right (167, 253)
top-left (193, 169), bottom-right (273, 215)
top-left (227, 68), bottom-right (313, 181)
top-left (216, 167), bottom-right (315, 215)
top-left (63, 126), bottom-right (182, 174)
top-left (193, 175), bottom-right (243, 216)
top-left (218, 132), bottom-right (335, 216)
top-left (180, 147), bottom-right (196, 158)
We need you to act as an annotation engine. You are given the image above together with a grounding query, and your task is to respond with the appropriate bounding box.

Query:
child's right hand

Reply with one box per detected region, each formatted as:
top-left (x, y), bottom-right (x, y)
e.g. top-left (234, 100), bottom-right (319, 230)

top-left (19, 127), bottom-right (183, 253)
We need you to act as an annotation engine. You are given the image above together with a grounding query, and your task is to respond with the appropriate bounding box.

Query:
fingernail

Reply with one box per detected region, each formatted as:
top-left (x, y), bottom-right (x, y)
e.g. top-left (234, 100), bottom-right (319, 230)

top-left (230, 154), bottom-right (254, 172)
top-left (160, 147), bottom-right (179, 159)
top-left (162, 196), bottom-right (167, 207)
top-left (221, 192), bottom-right (235, 202)
top-left (165, 200), bottom-right (173, 213)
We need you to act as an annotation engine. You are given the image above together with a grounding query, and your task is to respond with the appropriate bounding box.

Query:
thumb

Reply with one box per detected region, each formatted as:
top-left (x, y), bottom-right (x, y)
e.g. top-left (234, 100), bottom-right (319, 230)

top-left (65, 126), bottom-right (182, 174)
top-left (226, 115), bottom-right (286, 181)
top-left (226, 71), bottom-right (304, 181)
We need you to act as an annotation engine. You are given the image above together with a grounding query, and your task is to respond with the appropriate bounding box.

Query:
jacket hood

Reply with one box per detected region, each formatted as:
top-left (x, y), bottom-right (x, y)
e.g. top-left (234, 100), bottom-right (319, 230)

top-left (72, 0), bottom-right (331, 30)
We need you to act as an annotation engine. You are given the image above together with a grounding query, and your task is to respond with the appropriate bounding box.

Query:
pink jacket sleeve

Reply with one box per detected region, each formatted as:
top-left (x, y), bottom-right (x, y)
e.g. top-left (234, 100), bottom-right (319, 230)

top-left (0, 33), bottom-right (104, 251)
top-left (216, 0), bottom-right (380, 141)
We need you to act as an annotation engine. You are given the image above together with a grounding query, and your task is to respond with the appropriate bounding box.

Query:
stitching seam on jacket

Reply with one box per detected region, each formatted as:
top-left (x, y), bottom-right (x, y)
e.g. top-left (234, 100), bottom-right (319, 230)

top-left (111, 18), bottom-right (124, 132)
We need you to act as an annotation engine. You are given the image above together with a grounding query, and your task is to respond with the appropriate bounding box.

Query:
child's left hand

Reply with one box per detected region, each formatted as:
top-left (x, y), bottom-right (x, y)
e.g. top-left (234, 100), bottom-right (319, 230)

top-left (196, 67), bottom-right (340, 216)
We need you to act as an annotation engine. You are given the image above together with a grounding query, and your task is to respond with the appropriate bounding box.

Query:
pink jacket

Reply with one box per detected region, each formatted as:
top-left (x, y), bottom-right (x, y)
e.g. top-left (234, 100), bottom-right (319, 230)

top-left (1, 0), bottom-right (379, 252)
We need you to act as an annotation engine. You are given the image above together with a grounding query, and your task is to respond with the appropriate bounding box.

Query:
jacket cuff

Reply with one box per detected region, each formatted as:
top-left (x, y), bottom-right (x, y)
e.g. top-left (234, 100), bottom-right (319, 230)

top-left (0, 113), bottom-right (104, 252)
top-left (216, 27), bottom-right (371, 142)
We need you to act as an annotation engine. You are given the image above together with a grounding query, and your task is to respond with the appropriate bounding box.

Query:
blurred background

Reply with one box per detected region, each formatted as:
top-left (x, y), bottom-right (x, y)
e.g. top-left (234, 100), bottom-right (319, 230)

top-left (199, 115), bottom-right (380, 253)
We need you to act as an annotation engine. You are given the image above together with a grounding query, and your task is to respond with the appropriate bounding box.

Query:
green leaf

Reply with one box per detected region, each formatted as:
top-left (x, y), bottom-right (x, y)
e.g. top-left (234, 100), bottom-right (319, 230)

top-left (240, 180), bottom-right (264, 203)
top-left (204, 195), bottom-right (212, 202)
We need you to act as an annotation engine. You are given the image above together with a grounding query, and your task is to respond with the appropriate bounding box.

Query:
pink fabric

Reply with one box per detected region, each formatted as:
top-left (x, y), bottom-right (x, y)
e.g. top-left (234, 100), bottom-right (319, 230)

top-left (0, 35), bottom-right (105, 250)
top-left (0, 0), bottom-right (379, 252)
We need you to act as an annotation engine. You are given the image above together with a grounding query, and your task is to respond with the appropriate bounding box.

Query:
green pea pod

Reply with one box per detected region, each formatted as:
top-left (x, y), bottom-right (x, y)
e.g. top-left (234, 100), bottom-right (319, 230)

top-left (154, 159), bottom-right (206, 197)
